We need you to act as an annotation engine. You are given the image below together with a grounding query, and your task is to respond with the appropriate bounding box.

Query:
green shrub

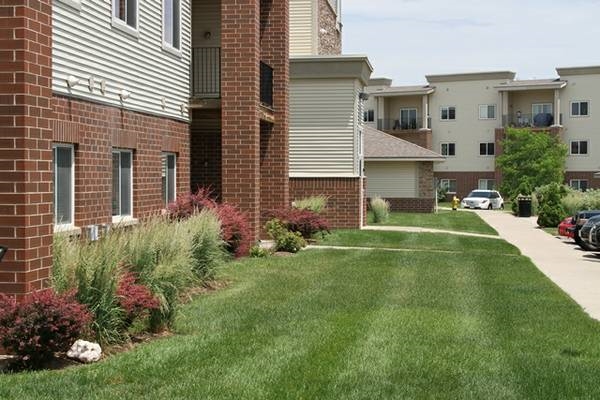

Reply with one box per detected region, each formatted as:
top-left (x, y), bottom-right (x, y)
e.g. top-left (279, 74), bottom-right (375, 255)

top-left (293, 195), bottom-right (328, 213)
top-left (537, 203), bottom-right (568, 227)
top-left (370, 196), bottom-right (390, 223)
top-left (265, 219), bottom-right (307, 253)
top-left (534, 183), bottom-right (569, 227)
top-left (249, 245), bottom-right (270, 258)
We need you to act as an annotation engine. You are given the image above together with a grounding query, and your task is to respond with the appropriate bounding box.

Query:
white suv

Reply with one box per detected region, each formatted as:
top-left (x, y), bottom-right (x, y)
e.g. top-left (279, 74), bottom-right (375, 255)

top-left (461, 190), bottom-right (504, 210)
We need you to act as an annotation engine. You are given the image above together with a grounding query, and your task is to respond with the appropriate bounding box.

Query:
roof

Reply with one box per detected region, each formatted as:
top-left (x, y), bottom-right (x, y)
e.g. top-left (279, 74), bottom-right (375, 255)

top-left (369, 85), bottom-right (434, 97)
top-left (426, 71), bottom-right (516, 83)
top-left (495, 78), bottom-right (567, 91)
top-left (364, 127), bottom-right (445, 161)
top-left (290, 55), bottom-right (373, 85)
top-left (557, 65), bottom-right (600, 76)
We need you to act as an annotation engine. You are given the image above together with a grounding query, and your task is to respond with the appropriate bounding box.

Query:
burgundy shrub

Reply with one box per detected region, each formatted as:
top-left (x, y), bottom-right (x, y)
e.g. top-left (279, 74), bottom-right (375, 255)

top-left (117, 272), bottom-right (160, 326)
top-left (267, 208), bottom-right (330, 239)
top-left (215, 203), bottom-right (252, 258)
top-left (0, 290), bottom-right (92, 366)
top-left (167, 187), bottom-right (217, 220)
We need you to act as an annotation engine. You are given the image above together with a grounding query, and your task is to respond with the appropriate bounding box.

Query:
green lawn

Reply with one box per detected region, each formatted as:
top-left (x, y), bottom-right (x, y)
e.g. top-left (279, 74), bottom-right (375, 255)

top-left (369, 210), bottom-right (498, 235)
top-left (3, 229), bottom-right (600, 399)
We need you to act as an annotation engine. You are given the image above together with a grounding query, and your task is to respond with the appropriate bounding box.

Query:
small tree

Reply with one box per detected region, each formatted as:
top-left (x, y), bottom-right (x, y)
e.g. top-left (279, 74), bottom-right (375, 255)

top-left (496, 128), bottom-right (568, 199)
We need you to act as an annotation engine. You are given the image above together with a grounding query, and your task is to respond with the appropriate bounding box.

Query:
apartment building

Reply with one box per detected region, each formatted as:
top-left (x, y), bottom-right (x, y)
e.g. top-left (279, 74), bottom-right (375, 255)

top-left (0, 0), bottom-right (289, 298)
top-left (364, 66), bottom-right (600, 198)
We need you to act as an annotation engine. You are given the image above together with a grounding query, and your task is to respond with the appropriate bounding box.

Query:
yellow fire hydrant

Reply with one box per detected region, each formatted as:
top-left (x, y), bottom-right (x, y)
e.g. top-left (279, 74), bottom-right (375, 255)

top-left (451, 195), bottom-right (460, 211)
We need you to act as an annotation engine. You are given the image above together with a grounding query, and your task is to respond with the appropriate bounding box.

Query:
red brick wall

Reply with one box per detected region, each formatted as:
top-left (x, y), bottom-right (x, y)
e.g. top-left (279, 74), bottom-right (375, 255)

top-left (565, 172), bottom-right (600, 189)
top-left (0, 0), bottom-right (54, 299)
top-left (290, 177), bottom-right (363, 229)
top-left (434, 171), bottom-right (496, 200)
top-left (53, 96), bottom-right (190, 227)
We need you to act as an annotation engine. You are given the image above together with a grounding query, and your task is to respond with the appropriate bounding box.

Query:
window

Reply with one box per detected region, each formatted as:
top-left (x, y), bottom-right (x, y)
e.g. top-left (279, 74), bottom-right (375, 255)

top-left (570, 140), bottom-right (589, 155)
top-left (532, 103), bottom-right (552, 116)
top-left (363, 109), bottom-right (374, 122)
top-left (112, 150), bottom-right (133, 219)
top-left (162, 153), bottom-right (176, 206)
top-left (478, 179), bottom-right (495, 190)
top-left (439, 179), bottom-right (457, 193)
top-left (479, 142), bottom-right (495, 156)
top-left (570, 179), bottom-right (588, 191)
top-left (441, 106), bottom-right (456, 121)
top-left (441, 142), bottom-right (456, 156)
top-left (113, 0), bottom-right (137, 29)
top-left (571, 101), bottom-right (589, 117)
top-left (400, 108), bottom-right (418, 129)
top-left (163, 0), bottom-right (180, 50)
top-left (479, 104), bottom-right (496, 120)
top-left (53, 145), bottom-right (74, 227)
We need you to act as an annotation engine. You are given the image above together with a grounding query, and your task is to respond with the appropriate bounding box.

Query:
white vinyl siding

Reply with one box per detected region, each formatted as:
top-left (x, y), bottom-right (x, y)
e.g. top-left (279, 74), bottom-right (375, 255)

top-left (290, 79), bottom-right (359, 176)
top-left (53, 0), bottom-right (191, 120)
top-left (365, 162), bottom-right (418, 198)
top-left (290, 0), bottom-right (316, 56)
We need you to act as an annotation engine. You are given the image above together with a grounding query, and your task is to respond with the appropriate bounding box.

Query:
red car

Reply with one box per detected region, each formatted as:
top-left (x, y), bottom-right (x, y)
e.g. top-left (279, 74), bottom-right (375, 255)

top-left (558, 216), bottom-right (575, 238)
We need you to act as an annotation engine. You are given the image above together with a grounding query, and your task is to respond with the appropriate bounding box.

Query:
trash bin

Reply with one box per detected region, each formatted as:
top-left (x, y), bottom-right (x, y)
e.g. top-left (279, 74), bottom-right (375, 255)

top-left (517, 196), bottom-right (532, 218)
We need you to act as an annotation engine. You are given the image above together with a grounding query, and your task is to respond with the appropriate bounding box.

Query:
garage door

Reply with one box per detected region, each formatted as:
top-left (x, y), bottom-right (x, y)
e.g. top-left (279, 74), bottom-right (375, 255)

top-left (365, 161), bottom-right (417, 198)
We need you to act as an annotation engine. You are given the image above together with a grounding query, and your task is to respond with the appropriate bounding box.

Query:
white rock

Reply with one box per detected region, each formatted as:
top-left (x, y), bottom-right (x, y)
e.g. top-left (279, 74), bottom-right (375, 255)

top-left (67, 339), bottom-right (102, 363)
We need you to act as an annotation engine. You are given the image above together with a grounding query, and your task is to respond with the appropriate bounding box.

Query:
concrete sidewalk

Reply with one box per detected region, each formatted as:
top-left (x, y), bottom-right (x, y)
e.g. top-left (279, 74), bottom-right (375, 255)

top-left (474, 210), bottom-right (600, 320)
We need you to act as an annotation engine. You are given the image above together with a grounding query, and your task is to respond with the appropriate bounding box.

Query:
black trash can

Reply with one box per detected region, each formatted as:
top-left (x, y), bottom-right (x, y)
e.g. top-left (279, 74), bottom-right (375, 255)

top-left (518, 196), bottom-right (532, 218)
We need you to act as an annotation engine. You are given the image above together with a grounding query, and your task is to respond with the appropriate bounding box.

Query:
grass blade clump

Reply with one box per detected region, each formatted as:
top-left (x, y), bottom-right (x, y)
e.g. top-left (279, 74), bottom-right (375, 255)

top-left (185, 209), bottom-right (227, 280)
top-left (370, 196), bottom-right (390, 223)
top-left (293, 195), bottom-right (328, 213)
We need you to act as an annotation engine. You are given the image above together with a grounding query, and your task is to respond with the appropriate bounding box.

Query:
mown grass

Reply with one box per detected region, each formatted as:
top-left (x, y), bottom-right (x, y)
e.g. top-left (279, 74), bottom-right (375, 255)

top-left (3, 231), bottom-right (600, 399)
top-left (368, 210), bottom-right (498, 235)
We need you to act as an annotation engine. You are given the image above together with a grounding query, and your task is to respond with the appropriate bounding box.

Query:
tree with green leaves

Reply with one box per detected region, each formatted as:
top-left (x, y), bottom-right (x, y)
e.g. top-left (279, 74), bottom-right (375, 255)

top-left (496, 128), bottom-right (568, 199)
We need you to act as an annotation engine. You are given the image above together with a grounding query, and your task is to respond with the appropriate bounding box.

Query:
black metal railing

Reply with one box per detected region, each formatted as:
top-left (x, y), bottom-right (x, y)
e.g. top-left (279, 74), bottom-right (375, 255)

top-left (191, 47), bottom-right (221, 98)
top-left (502, 113), bottom-right (556, 128)
top-left (260, 61), bottom-right (273, 108)
top-left (377, 118), bottom-right (424, 131)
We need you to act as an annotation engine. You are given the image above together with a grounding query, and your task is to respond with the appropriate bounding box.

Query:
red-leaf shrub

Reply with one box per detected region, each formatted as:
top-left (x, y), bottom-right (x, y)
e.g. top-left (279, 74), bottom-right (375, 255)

top-left (117, 272), bottom-right (160, 326)
top-left (215, 203), bottom-right (252, 257)
top-left (267, 208), bottom-right (330, 239)
top-left (0, 290), bottom-right (92, 366)
top-left (167, 187), bottom-right (216, 220)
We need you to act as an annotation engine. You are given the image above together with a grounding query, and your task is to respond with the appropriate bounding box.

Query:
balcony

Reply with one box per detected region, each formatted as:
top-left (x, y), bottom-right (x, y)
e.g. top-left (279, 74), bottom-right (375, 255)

top-left (376, 118), bottom-right (432, 150)
top-left (377, 118), bottom-right (429, 131)
top-left (502, 113), bottom-right (562, 129)
top-left (191, 47), bottom-right (221, 99)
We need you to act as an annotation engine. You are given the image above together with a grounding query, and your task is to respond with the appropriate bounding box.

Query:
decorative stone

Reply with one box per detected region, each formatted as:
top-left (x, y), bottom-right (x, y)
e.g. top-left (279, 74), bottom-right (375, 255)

top-left (67, 340), bottom-right (102, 363)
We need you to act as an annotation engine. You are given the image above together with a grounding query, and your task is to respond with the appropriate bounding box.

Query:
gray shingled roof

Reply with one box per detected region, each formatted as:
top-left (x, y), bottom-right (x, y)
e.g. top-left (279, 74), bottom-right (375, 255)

top-left (364, 127), bottom-right (445, 161)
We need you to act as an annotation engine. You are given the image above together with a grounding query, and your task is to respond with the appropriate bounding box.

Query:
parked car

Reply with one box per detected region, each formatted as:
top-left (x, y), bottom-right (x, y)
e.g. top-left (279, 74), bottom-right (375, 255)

top-left (579, 216), bottom-right (600, 251)
top-left (460, 190), bottom-right (504, 210)
top-left (558, 216), bottom-right (575, 238)
top-left (570, 210), bottom-right (600, 250)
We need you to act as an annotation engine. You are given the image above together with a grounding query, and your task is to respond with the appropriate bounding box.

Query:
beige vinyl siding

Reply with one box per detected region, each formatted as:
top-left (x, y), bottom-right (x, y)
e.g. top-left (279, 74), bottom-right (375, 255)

top-left (53, 0), bottom-right (191, 120)
top-left (365, 161), bottom-right (418, 198)
top-left (290, 78), bottom-right (358, 176)
top-left (290, 0), bottom-right (316, 56)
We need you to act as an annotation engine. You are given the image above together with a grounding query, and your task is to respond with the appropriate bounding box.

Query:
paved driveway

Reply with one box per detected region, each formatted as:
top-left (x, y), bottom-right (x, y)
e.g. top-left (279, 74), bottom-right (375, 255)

top-left (475, 210), bottom-right (600, 320)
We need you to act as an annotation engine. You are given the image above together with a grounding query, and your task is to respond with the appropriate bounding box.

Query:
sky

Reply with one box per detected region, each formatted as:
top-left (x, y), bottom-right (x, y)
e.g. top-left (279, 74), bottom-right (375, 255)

top-left (341, 0), bottom-right (600, 85)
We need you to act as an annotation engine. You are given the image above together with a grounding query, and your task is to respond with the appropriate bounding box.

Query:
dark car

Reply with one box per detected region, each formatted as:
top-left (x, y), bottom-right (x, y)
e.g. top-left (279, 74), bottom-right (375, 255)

top-left (581, 218), bottom-right (600, 250)
top-left (575, 212), bottom-right (600, 250)
top-left (570, 210), bottom-right (600, 250)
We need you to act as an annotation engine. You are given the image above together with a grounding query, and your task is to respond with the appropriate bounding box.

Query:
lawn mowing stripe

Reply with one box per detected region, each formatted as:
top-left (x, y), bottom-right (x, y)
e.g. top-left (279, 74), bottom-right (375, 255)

top-left (307, 245), bottom-right (522, 257)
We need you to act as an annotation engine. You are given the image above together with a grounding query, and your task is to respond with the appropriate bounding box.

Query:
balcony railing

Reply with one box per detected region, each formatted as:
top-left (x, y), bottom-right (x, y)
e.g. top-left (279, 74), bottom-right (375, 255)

top-left (191, 47), bottom-right (221, 98)
top-left (377, 118), bottom-right (425, 131)
top-left (260, 62), bottom-right (273, 108)
top-left (502, 113), bottom-right (561, 128)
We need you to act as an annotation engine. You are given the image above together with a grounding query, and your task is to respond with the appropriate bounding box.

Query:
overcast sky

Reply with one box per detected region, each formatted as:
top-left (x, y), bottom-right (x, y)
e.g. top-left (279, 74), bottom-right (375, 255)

top-left (341, 0), bottom-right (600, 85)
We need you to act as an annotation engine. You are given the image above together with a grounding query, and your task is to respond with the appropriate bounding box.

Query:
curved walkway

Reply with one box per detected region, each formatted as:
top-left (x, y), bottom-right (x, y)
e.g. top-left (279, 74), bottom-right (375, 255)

top-left (362, 225), bottom-right (501, 239)
top-left (474, 210), bottom-right (600, 321)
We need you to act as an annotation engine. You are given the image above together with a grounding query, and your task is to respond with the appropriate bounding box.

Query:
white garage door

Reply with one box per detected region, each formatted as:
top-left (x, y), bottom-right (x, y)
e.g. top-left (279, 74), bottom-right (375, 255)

top-left (365, 161), bottom-right (418, 198)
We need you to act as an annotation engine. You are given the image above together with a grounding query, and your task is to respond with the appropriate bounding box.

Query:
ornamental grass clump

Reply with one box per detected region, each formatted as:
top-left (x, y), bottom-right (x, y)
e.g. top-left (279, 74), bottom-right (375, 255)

top-left (184, 209), bottom-right (227, 279)
top-left (293, 195), bottom-right (328, 214)
top-left (370, 196), bottom-right (390, 223)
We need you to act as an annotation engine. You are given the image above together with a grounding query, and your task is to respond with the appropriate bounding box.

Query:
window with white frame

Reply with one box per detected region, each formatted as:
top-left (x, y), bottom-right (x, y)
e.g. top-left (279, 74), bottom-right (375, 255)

top-left (163, 0), bottom-right (180, 50)
top-left (53, 144), bottom-right (74, 227)
top-left (113, 0), bottom-right (137, 29)
top-left (162, 153), bottom-right (176, 206)
top-left (532, 103), bottom-right (552, 116)
top-left (478, 179), bottom-right (495, 190)
top-left (479, 104), bottom-right (496, 120)
top-left (570, 140), bottom-right (589, 155)
top-left (571, 101), bottom-right (589, 117)
top-left (440, 106), bottom-right (456, 121)
top-left (570, 179), bottom-right (588, 191)
top-left (441, 142), bottom-right (456, 156)
top-left (479, 142), bottom-right (495, 156)
top-left (439, 179), bottom-right (457, 193)
top-left (363, 109), bottom-right (374, 122)
top-left (112, 150), bottom-right (133, 219)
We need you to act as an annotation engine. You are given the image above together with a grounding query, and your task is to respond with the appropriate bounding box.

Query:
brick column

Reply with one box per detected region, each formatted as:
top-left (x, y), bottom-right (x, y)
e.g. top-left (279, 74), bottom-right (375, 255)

top-left (0, 0), bottom-right (54, 298)
top-left (259, 0), bottom-right (289, 229)
top-left (221, 0), bottom-right (261, 239)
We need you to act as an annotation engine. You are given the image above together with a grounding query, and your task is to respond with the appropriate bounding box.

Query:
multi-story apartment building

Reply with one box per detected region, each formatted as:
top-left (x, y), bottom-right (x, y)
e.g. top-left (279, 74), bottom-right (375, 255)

top-left (365, 66), bottom-right (600, 198)
top-left (0, 0), bottom-right (289, 298)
